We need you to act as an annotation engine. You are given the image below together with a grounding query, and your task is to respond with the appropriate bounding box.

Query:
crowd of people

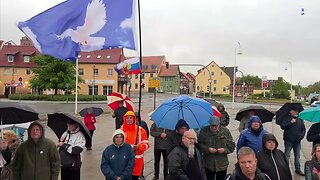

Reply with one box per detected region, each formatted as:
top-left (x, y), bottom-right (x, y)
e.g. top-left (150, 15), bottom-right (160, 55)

top-left (1, 100), bottom-right (320, 180)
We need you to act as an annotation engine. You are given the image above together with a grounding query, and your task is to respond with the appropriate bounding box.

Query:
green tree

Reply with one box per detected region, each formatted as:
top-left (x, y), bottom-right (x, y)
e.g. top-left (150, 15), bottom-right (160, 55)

top-left (270, 77), bottom-right (290, 99)
top-left (30, 55), bottom-right (82, 95)
top-left (301, 81), bottom-right (320, 96)
top-left (239, 75), bottom-right (262, 89)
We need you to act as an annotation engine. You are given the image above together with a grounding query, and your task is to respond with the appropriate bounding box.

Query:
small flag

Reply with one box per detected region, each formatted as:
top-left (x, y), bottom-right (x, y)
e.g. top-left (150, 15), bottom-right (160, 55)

top-left (18, 0), bottom-right (136, 61)
top-left (115, 57), bottom-right (141, 75)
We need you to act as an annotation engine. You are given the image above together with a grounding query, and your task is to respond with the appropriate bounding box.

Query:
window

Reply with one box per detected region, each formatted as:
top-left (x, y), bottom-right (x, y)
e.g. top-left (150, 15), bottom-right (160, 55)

top-left (103, 86), bottom-right (113, 95)
top-left (78, 68), bottom-right (84, 76)
top-left (86, 55), bottom-right (91, 58)
top-left (141, 73), bottom-right (145, 79)
top-left (107, 69), bottom-right (113, 76)
top-left (4, 68), bottom-right (10, 75)
top-left (93, 68), bottom-right (98, 76)
top-left (211, 72), bottom-right (214, 76)
top-left (26, 68), bottom-right (31, 75)
top-left (135, 83), bottom-right (138, 89)
top-left (220, 72), bottom-right (223, 76)
top-left (135, 74), bottom-right (138, 79)
top-left (7, 55), bottom-right (14, 62)
top-left (13, 68), bottom-right (18, 75)
top-left (213, 87), bottom-right (217, 91)
top-left (223, 87), bottom-right (226, 92)
top-left (214, 80), bottom-right (217, 84)
top-left (23, 56), bottom-right (30, 63)
top-left (88, 85), bottom-right (98, 95)
top-left (143, 65), bottom-right (148, 70)
top-left (150, 73), bottom-right (153, 77)
top-left (106, 55), bottom-right (111, 59)
top-left (151, 65), bottom-right (157, 70)
top-left (212, 64), bottom-right (214, 68)
top-left (78, 55), bottom-right (81, 58)
top-left (97, 55), bottom-right (101, 59)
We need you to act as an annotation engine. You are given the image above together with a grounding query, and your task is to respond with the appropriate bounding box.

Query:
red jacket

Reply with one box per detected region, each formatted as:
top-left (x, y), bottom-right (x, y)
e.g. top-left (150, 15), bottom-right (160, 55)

top-left (83, 113), bottom-right (96, 130)
top-left (121, 111), bottom-right (149, 176)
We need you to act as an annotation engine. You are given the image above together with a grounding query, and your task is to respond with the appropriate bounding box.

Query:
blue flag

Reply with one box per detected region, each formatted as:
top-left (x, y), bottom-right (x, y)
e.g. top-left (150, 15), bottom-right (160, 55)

top-left (18, 0), bottom-right (136, 60)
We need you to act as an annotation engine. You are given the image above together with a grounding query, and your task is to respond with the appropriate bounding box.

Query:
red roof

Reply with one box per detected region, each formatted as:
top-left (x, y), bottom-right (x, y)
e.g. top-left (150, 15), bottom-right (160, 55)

top-left (78, 48), bottom-right (125, 64)
top-left (126, 56), bottom-right (165, 73)
top-left (181, 72), bottom-right (193, 82)
top-left (158, 65), bottom-right (180, 77)
top-left (0, 44), bottom-right (39, 68)
top-left (186, 73), bottom-right (195, 81)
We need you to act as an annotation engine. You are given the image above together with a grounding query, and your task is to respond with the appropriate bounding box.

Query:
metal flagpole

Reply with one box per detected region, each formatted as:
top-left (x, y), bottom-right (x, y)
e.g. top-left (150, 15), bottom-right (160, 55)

top-left (75, 58), bottom-right (79, 114)
top-left (137, 0), bottom-right (143, 118)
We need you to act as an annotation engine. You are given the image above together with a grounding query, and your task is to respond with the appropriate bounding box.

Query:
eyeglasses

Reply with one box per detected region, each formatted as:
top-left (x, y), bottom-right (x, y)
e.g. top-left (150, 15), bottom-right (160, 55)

top-left (186, 137), bottom-right (196, 141)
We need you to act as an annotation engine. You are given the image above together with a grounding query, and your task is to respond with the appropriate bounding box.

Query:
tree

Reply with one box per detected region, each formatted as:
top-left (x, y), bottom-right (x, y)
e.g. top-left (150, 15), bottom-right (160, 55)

top-left (270, 77), bottom-right (290, 99)
top-left (239, 75), bottom-right (262, 89)
top-left (30, 55), bottom-right (82, 95)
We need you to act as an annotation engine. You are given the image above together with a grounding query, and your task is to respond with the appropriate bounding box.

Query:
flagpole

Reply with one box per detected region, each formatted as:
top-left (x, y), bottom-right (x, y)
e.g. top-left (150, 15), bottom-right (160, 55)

top-left (75, 58), bottom-right (79, 114)
top-left (137, 0), bottom-right (143, 118)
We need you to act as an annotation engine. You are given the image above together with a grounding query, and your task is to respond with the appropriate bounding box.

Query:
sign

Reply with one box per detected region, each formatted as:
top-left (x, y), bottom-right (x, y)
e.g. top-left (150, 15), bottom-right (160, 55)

top-left (149, 77), bottom-right (160, 88)
top-left (261, 76), bottom-right (268, 89)
top-left (18, 82), bottom-right (23, 86)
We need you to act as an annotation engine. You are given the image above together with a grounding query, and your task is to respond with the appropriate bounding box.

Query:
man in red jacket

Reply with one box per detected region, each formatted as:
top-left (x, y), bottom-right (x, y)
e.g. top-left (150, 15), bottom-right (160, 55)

top-left (83, 107), bottom-right (96, 150)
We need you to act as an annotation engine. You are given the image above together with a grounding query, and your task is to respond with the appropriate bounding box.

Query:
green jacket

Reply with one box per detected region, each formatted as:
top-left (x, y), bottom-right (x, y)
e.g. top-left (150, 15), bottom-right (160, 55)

top-left (198, 126), bottom-right (235, 172)
top-left (12, 121), bottom-right (61, 180)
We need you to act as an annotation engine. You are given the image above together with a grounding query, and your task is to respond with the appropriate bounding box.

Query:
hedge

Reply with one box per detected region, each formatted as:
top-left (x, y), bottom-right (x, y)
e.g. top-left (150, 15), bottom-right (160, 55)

top-left (8, 94), bottom-right (107, 101)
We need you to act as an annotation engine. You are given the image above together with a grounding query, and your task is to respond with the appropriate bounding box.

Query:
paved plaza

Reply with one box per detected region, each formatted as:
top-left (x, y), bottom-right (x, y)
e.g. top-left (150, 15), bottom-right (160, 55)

top-left (4, 95), bottom-right (313, 180)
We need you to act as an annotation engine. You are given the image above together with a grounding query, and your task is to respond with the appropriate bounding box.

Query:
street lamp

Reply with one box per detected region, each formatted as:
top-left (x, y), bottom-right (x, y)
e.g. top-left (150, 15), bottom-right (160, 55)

top-left (285, 61), bottom-right (293, 102)
top-left (232, 42), bottom-right (242, 109)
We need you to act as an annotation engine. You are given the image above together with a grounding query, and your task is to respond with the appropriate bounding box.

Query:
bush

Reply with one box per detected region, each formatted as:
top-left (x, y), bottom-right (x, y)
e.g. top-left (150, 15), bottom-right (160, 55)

top-left (8, 94), bottom-right (107, 101)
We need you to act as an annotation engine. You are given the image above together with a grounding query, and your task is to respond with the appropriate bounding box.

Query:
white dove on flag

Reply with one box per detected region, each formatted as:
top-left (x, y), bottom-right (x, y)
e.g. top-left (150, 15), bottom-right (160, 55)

top-left (56, 0), bottom-right (107, 51)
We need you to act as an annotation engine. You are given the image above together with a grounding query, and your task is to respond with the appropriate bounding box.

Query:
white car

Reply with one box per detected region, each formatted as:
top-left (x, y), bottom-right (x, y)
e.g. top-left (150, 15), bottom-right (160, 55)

top-left (311, 101), bottom-right (320, 107)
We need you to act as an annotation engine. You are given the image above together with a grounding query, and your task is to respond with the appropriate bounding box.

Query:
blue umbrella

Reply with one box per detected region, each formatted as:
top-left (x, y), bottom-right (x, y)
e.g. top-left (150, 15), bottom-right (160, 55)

top-left (299, 106), bottom-right (320, 122)
top-left (151, 95), bottom-right (213, 130)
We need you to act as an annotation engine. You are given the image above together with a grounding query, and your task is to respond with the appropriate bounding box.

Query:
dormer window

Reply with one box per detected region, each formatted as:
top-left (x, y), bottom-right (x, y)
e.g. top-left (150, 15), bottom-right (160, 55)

top-left (97, 55), bottom-right (101, 59)
top-left (86, 55), bottom-right (91, 58)
top-left (106, 55), bottom-right (111, 59)
top-left (7, 55), bottom-right (14, 62)
top-left (24, 55), bottom-right (30, 63)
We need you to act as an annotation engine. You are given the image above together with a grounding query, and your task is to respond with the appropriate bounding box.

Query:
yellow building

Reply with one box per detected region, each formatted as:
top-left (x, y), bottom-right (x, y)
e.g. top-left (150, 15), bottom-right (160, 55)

top-left (195, 61), bottom-right (231, 95)
top-left (129, 56), bottom-right (166, 92)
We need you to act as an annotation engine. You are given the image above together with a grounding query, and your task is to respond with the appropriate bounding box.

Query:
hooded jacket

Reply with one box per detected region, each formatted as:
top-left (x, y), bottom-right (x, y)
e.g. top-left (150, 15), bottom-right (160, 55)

top-left (168, 119), bottom-right (190, 152)
top-left (12, 121), bottom-right (61, 180)
top-left (218, 105), bottom-right (230, 127)
top-left (306, 122), bottom-right (320, 147)
top-left (120, 111), bottom-right (149, 176)
top-left (256, 133), bottom-right (292, 180)
top-left (237, 116), bottom-right (268, 153)
top-left (83, 113), bottom-right (96, 130)
top-left (100, 129), bottom-right (135, 180)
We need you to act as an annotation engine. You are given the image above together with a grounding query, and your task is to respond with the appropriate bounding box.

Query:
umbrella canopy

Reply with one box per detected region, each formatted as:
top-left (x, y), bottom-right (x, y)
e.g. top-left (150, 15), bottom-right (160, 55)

top-left (151, 95), bottom-right (213, 130)
top-left (47, 113), bottom-right (91, 147)
top-left (79, 107), bottom-right (104, 117)
top-left (276, 103), bottom-right (304, 125)
top-left (235, 105), bottom-right (275, 123)
top-left (0, 103), bottom-right (39, 124)
top-left (107, 92), bottom-right (134, 111)
top-left (299, 106), bottom-right (320, 122)
top-left (0, 122), bottom-right (31, 129)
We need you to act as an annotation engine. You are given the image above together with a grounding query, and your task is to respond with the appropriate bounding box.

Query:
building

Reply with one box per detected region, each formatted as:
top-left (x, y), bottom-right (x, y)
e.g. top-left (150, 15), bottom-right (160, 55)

top-left (77, 48), bottom-right (126, 95)
top-left (129, 56), bottom-right (166, 92)
top-left (180, 72), bottom-right (195, 94)
top-left (195, 61), bottom-right (231, 95)
top-left (158, 65), bottom-right (180, 93)
top-left (0, 38), bottom-right (39, 97)
top-left (229, 84), bottom-right (254, 97)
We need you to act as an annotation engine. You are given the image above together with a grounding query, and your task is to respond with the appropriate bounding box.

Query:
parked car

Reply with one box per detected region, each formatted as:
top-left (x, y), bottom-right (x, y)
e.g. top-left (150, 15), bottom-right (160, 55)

top-left (311, 101), bottom-right (320, 107)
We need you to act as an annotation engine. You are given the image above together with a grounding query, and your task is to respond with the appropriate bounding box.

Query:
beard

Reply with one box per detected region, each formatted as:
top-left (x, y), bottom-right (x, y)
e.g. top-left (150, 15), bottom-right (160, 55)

top-left (186, 144), bottom-right (195, 158)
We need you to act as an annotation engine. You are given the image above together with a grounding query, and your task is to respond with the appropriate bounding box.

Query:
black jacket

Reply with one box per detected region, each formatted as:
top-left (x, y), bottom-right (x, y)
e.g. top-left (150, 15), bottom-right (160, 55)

top-left (280, 115), bottom-right (306, 144)
top-left (225, 163), bottom-right (270, 180)
top-left (307, 122), bottom-right (320, 147)
top-left (167, 144), bottom-right (207, 180)
top-left (167, 131), bottom-right (183, 152)
top-left (256, 133), bottom-right (292, 180)
top-left (150, 123), bottom-right (172, 150)
top-left (112, 106), bottom-right (128, 126)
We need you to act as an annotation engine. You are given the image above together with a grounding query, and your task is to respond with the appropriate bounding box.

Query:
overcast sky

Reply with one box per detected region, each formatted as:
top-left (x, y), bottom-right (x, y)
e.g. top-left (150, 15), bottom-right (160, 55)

top-left (1, 0), bottom-right (319, 87)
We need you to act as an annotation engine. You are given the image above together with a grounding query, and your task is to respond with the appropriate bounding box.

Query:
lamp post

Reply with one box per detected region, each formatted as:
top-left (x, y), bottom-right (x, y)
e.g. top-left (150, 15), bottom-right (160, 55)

top-left (285, 61), bottom-right (293, 102)
top-left (232, 42), bottom-right (242, 109)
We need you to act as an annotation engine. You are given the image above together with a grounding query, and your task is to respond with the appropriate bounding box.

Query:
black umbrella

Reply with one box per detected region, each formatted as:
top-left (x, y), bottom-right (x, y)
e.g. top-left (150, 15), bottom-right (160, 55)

top-left (275, 103), bottom-right (304, 125)
top-left (79, 107), bottom-right (103, 117)
top-left (47, 113), bottom-right (91, 147)
top-left (0, 102), bottom-right (39, 124)
top-left (235, 105), bottom-right (275, 123)
top-left (203, 98), bottom-right (221, 107)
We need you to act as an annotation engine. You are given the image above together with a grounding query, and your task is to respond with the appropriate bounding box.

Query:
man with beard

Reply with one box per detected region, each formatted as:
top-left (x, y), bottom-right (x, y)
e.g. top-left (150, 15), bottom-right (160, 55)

top-left (225, 147), bottom-right (271, 180)
top-left (237, 115), bottom-right (268, 153)
top-left (167, 130), bottom-right (207, 180)
top-left (280, 108), bottom-right (306, 176)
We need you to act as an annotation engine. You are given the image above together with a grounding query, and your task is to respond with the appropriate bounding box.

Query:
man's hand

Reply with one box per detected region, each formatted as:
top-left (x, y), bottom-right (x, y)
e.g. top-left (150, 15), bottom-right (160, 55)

top-left (57, 141), bottom-right (64, 147)
top-left (291, 118), bottom-right (296, 124)
top-left (217, 148), bottom-right (225, 153)
top-left (208, 147), bottom-right (217, 154)
top-left (132, 145), bottom-right (138, 151)
top-left (160, 133), bottom-right (167, 139)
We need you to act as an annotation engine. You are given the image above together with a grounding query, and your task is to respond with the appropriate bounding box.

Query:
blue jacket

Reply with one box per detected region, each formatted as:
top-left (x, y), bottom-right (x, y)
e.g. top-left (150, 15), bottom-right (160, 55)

top-left (100, 142), bottom-right (135, 180)
top-left (237, 115), bottom-right (268, 153)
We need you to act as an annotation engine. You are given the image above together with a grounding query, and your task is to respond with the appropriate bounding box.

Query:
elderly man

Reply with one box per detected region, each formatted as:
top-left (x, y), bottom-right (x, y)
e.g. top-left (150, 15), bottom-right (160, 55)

top-left (167, 130), bottom-right (207, 180)
top-left (198, 116), bottom-right (235, 180)
top-left (12, 121), bottom-right (61, 180)
top-left (280, 108), bottom-right (306, 176)
top-left (225, 147), bottom-right (270, 180)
